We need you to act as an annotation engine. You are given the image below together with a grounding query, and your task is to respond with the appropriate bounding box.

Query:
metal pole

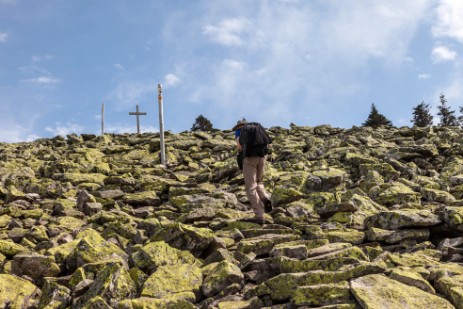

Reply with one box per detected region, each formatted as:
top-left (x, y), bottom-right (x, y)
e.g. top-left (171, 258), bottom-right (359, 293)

top-left (101, 102), bottom-right (104, 136)
top-left (158, 84), bottom-right (166, 165)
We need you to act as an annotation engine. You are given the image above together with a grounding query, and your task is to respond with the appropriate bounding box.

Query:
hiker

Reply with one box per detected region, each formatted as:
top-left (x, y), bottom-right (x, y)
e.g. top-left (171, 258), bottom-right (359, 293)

top-left (232, 120), bottom-right (247, 170)
top-left (233, 120), bottom-right (273, 224)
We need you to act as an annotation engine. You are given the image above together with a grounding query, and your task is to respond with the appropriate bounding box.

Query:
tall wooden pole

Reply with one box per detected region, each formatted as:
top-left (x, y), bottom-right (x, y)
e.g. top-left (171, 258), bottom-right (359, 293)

top-left (158, 84), bottom-right (166, 165)
top-left (101, 102), bottom-right (104, 136)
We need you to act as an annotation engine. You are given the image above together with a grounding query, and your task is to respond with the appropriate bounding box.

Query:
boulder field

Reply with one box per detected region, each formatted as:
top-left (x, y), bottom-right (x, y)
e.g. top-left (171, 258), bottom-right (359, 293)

top-left (1, 125), bottom-right (463, 308)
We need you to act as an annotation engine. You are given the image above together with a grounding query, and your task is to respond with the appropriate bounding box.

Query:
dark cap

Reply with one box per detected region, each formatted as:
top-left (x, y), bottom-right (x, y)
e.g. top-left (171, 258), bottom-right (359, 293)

top-left (232, 120), bottom-right (247, 131)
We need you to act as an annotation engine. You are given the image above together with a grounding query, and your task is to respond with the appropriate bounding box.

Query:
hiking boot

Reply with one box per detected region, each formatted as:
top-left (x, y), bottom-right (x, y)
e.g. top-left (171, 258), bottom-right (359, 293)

top-left (243, 216), bottom-right (265, 224)
top-left (243, 216), bottom-right (273, 225)
top-left (263, 199), bottom-right (273, 213)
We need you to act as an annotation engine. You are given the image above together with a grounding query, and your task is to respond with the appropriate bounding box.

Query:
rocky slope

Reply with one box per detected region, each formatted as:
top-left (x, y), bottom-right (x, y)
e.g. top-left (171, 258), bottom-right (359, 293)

top-left (1, 125), bottom-right (463, 308)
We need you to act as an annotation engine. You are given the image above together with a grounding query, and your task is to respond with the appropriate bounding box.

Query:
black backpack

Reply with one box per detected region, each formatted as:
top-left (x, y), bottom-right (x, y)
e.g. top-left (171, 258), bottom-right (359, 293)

top-left (239, 122), bottom-right (272, 158)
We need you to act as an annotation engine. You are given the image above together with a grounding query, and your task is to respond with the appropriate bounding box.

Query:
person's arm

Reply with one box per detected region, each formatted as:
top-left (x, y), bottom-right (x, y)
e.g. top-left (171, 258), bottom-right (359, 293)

top-left (236, 137), bottom-right (242, 151)
top-left (235, 129), bottom-right (242, 151)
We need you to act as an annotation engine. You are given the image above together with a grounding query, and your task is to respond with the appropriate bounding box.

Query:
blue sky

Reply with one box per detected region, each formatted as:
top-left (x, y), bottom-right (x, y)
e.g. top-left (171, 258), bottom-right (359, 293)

top-left (1, 0), bottom-right (463, 142)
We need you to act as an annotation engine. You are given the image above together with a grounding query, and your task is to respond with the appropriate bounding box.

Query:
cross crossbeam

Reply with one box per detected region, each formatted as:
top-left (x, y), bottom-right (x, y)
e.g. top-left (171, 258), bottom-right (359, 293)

top-left (129, 104), bottom-right (147, 134)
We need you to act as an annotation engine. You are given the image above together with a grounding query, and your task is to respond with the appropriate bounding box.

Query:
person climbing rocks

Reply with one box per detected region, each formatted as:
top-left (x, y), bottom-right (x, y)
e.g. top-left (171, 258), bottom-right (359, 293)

top-left (233, 120), bottom-right (273, 224)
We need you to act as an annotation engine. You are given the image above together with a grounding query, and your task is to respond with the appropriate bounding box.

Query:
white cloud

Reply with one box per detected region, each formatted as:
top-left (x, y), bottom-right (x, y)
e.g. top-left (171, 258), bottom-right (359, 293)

top-left (432, 45), bottom-right (458, 62)
top-left (105, 124), bottom-right (158, 134)
top-left (203, 17), bottom-right (251, 46)
top-left (440, 76), bottom-right (463, 103)
top-left (32, 55), bottom-right (54, 63)
top-left (223, 59), bottom-right (247, 71)
top-left (0, 32), bottom-right (8, 43)
top-left (164, 73), bottom-right (180, 87)
top-left (0, 126), bottom-right (39, 143)
top-left (418, 73), bottom-right (431, 80)
top-left (21, 76), bottom-right (61, 85)
top-left (187, 1), bottom-right (433, 127)
top-left (45, 122), bottom-right (84, 137)
top-left (114, 63), bottom-right (124, 71)
top-left (433, 0), bottom-right (463, 42)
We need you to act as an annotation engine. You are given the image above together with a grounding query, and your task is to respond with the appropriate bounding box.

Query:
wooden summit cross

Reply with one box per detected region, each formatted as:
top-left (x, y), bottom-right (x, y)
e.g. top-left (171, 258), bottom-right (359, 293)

top-left (129, 104), bottom-right (147, 134)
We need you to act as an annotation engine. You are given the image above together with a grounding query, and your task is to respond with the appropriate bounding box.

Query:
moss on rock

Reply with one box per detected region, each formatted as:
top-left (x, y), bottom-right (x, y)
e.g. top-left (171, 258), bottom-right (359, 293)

top-left (351, 274), bottom-right (454, 309)
top-left (202, 260), bottom-right (244, 297)
top-left (131, 240), bottom-right (201, 272)
top-left (291, 281), bottom-right (351, 307)
top-left (0, 274), bottom-right (40, 308)
top-left (141, 263), bottom-right (202, 301)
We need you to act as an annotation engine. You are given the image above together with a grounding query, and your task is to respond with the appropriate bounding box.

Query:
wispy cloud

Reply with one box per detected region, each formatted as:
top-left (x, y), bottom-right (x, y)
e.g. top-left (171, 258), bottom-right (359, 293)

top-left (21, 76), bottom-right (61, 85)
top-left (418, 73), bottom-right (431, 80)
top-left (164, 73), bottom-right (180, 87)
top-left (114, 63), bottom-right (124, 71)
top-left (432, 45), bottom-right (458, 62)
top-left (433, 0), bottom-right (463, 42)
top-left (108, 80), bottom-right (155, 109)
top-left (31, 55), bottom-right (54, 63)
top-left (45, 122), bottom-right (84, 137)
top-left (0, 32), bottom-right (8, 43)
top-left (105, 124), bottom-right (158, 134)
top-left (186, 1), bottom-right (432, 127)
top-left (0, 126), bottom-right (39, 143)
top-left (203, 17), bottom-right (251, 46)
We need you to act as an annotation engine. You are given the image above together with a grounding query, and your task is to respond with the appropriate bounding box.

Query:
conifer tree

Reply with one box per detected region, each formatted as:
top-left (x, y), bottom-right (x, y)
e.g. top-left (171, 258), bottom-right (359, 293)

top-left (362, 103), bottom-right (393, 128)
top-left (411, 101), bottom-right (433, 127)
top-left (437, 93), bottom-right (459, 126)
top-left (458, 106), bottom-right (463, 126)
top-left (191, 114), bottom-right (214, 131)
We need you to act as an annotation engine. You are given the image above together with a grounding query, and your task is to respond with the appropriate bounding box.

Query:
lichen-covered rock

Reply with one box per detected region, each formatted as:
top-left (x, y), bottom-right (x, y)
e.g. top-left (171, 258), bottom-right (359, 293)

top-left (202, 260), bottom-right (244, 297)
top-left (270, 243), bottom-right (308, 259)
top-left (256, 262), bottom-right (386, 301)
top-left (350, 274), bottom-right (454, 309)
top-left (366, 227), bottom-right (430, 244)
top-left (389, 267), bottom-right (435, 294)
top-left (39, 279), bottom-right (71, 309)
top-left (444, 206), bottom-right (463, 229)
top-left (170, 193), bottom-right (226, 213)
top-left (276, 255), bottom-right (361, 273)
top-left (131, 241), bottom-right (201, 272)
top-left (4, 126), bottom-right (463, 307)
top-left (214, 296), bottom-right (262, 309)
top-left (0, 274), bottom-right (40, 308)
top-left (117, 297), bottom-right (197, 309)
top-left (421, 187), bottom-right (456, 203)
top-left (237, 234), bottom-right (300, 256)
top-left (371, 182), bottom-right (421, 206)
top-left (307, 168), bottom-right (348, 191)
top-left (12, 252), bottom-right (61, 281)
top-left (435, 274), bottom-right (463, 309)
top-left (0, 239), bottom-right (30, 256)
top-left (291, 281), bottom-right (351, 307)
top-left (123, 191), bottom-right (161, 206)
top-left (141, 263), bottom-right (202, 301)
top-left (386, 249), bottom-right (442, 267)
top-left (66, 228), bottom-right (128, 270)
top-left (365, 209), bottom-right (442, 230)
top-left (150, 223), bottom-right (216, 256)
top-left (74, 261), bottom-right (137, 308)
top-left (321, 227), bottom-right (365, 244)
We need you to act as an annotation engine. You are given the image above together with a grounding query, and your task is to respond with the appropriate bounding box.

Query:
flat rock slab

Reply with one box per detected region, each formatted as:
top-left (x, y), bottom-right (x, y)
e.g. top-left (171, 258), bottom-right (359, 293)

top-left (350, 274), bottom-right (455, 309)
top-left (365, 209), bottom-right (442, 230)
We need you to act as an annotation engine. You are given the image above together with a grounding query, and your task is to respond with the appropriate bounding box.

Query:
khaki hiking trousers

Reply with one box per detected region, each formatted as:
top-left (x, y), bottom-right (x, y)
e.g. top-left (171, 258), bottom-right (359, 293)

top-left (243, 156), bottom-right (270, 219)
